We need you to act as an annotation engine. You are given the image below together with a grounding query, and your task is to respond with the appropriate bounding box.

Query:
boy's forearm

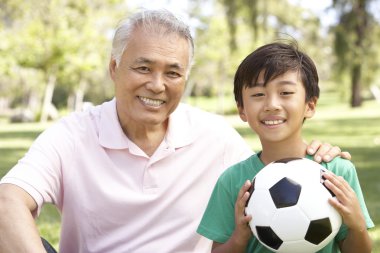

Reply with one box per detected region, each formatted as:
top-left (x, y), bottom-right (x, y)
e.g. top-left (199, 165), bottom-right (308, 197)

top-left (212, 240), bottom-right (246, 253)
top-left (340, 227), bottom-right (372, 253)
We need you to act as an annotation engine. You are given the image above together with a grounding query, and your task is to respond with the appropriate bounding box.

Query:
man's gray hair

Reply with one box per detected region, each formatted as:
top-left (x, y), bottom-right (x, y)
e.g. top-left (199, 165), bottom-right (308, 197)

top-left (111, 9), bottom-right (194, 77)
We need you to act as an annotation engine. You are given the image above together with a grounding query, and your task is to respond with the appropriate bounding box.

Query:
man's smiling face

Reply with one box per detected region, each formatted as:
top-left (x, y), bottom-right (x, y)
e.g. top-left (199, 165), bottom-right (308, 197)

top-left (110, 26), bottom-right (190, 129)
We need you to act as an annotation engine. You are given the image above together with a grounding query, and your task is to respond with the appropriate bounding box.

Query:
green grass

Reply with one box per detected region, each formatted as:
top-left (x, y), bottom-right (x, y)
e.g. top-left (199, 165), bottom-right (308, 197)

top-left (0, 94), bottom-right (379, 252)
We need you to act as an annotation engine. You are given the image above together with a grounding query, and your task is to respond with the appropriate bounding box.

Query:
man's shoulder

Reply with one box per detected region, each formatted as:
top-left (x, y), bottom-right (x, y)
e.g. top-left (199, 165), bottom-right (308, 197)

top-left (176, 103), bottom-right (232, 127)
top-left (176, 103), bottom-right (221, 116)
top-left (53, 99), bottom-right (112, 136)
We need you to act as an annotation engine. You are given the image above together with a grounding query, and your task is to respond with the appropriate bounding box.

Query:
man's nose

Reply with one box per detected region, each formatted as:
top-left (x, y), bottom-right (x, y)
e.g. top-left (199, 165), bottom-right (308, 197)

top-left (146, 73), bottom-right (165, 93)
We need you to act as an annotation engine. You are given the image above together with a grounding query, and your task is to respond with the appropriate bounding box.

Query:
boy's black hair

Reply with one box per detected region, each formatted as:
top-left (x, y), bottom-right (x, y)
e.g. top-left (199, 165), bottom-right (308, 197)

top-left (234, 41), bottom-right (319, 107)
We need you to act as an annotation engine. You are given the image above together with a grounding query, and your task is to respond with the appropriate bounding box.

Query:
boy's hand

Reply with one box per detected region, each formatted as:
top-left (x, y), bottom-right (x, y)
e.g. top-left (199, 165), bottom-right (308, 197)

top-left (306, 140), bottom-right (351, 163)
top-left (231, 180), bottom-right (253, 247)
top-left (322, 171), bottom-right (366, 231)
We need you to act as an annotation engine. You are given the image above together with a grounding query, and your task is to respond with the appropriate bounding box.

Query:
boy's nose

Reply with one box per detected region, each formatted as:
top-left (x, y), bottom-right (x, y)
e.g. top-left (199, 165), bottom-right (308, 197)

top-left (264, 95), bottom-right (281, 111)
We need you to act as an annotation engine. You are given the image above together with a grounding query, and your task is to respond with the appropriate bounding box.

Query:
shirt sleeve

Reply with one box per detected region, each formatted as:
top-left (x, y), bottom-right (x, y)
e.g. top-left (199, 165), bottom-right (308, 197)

top-left (0, 118), bottom-right (75, 216)
top-left (197, 173), bottom-right (237, 243)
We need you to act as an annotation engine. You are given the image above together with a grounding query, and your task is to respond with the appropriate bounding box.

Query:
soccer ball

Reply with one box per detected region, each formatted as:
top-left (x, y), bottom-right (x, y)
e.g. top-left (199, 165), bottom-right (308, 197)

top-left (245, 157), bottom-right (342, 253)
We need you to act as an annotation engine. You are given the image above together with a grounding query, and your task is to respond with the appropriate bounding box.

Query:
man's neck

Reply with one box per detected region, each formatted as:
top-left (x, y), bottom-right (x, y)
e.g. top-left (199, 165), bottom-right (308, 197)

top-left (121, 121), bottom-right (168, 157)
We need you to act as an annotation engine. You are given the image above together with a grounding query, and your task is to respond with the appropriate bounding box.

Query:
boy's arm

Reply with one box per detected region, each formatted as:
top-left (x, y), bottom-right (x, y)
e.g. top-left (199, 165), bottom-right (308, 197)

top-left (323, 171), bottom-right (372, 253)
top-left (0, 184), bottom-right (46, 253)
top-left (211, 180), bottom-right (252, 253)
top-left (338, 226), bottom-right (372, 253)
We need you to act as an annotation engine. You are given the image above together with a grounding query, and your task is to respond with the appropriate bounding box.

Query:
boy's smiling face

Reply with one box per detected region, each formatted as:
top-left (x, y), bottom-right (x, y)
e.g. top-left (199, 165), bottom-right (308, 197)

top-left (238, 70), bottom-right (317, 145)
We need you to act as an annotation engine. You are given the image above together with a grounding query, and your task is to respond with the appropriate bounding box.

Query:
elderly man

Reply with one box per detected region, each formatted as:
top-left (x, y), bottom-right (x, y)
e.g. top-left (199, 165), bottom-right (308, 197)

top-left (0, 9), bottom-right (349, 253)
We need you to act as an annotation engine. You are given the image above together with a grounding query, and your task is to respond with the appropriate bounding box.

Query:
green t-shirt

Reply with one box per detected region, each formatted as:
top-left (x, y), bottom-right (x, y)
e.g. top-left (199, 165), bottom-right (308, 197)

top-left (197, 153), bottom-right (374, 253)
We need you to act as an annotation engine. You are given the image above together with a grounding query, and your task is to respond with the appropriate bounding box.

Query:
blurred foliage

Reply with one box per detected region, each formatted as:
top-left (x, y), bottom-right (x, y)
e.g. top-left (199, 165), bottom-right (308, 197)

top-left (0, 0), bottom-right (380, 118)
top-left (331, 0), bottom-right (380, 107)
top-left (218, 0), bottom-right (380, 108)
top-left (0, 0), bottom-right (125, 114)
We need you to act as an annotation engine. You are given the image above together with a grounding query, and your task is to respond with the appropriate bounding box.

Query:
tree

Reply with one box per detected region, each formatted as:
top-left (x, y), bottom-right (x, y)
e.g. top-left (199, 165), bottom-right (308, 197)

top-left (0, 0), bottom-right (124, 120)
top-left (332, 0), bottom-right (378, 107)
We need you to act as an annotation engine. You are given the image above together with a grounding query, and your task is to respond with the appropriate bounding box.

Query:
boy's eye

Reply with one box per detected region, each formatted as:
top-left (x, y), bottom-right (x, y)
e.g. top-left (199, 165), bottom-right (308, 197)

top-left (280, 91), bottom-right (295, 95)
top-left (252, 93), bottom-right (264, 97)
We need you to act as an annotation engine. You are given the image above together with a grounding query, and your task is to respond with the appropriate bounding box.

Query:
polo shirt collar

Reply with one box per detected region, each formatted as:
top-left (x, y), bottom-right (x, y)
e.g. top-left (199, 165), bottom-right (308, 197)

top-left (165, 103), bottom-right (194, 148)
top-left (99, 98), bottom-right (130, 149)
top-left (98, 99), bottom-right (194, 150)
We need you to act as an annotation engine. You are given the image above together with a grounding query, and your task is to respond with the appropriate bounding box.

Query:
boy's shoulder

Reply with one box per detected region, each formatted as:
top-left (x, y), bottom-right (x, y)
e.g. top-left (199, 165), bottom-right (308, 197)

top-left (219, 153), bottom-right (264, 180)
top-left (320, 156), bottom-right (356, 178)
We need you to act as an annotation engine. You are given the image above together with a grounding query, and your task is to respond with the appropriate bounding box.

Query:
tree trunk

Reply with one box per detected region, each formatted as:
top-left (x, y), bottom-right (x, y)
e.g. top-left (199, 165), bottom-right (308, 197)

top-left (350, 64), bottom-right (362, 107)
top-left (74, 79), bottom-right (87, 111)
top-left (350, 0), bottom-right (367, 107)
top-left (40, 74), bottom-right (56, 122)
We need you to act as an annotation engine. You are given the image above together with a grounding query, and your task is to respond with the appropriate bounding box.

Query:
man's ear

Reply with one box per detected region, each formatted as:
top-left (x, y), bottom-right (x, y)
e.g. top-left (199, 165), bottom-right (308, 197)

top-left (109, 59), bottom-right (117, 81)
top-left (305, 96), bottom-right (318, 119)
top-left (238, 104), bottom-right (248, 122)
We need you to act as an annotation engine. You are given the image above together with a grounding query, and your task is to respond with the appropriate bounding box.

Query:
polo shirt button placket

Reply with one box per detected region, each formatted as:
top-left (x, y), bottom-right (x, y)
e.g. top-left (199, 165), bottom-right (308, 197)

top-left (143, 163), bottom-right (158, 194)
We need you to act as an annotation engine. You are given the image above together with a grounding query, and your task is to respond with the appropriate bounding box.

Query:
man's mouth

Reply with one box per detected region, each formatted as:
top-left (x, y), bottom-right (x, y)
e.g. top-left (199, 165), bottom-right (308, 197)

top-left (138, 96), bottom-right (165, 107)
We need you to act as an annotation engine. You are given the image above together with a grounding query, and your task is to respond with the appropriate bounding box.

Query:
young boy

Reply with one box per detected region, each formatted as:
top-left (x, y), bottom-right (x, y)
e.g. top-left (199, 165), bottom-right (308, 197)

top-left (197, 42), bottom-right (374, 253)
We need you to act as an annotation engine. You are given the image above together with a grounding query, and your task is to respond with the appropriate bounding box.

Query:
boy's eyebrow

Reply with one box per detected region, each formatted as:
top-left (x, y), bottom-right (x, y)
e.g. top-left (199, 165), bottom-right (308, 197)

top-left (276, 80), bottom-right (297, 85)
top-left (254, 80), bottom-right (298, 86)
top-left (133, 57), bottom-right (186, 72)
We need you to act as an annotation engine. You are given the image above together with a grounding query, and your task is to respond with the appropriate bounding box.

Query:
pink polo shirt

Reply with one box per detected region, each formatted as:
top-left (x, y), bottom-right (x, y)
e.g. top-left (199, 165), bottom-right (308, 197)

top-left (1, 99), bottom-right (253, 253)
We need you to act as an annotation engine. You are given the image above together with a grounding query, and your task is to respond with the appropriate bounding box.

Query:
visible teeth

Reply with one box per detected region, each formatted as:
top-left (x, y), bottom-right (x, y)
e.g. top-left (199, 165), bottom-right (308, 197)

top-left (264, 120), bottom-right (284, 125)
top-left (139, 96), bottom-right (164, 107)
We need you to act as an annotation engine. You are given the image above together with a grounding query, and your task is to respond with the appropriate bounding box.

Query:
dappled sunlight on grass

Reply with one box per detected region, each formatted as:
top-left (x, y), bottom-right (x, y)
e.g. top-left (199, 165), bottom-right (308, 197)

top-left (369, 227), bottom-right (380, 252)
top-left (37, 204), bottom-right (61, 251)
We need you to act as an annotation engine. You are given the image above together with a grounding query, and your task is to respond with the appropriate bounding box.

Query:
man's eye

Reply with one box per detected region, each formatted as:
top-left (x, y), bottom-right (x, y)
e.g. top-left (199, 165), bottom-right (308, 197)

top-left (134, 66), bottom-right (150, 73)
top-left (167, 71), bottom-right (181, 78)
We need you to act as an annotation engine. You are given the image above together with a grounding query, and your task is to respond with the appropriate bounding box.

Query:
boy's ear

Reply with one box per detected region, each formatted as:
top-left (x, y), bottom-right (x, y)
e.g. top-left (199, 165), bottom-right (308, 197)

top-left (238, 104), bottom-right (248, 122)
top-left (305, 96), bottom-right (318, 119)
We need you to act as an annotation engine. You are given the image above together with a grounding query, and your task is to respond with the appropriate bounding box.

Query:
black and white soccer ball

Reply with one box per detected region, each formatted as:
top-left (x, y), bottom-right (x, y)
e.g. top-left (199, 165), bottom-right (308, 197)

top-left (245, 157), bottom-right (342, 253)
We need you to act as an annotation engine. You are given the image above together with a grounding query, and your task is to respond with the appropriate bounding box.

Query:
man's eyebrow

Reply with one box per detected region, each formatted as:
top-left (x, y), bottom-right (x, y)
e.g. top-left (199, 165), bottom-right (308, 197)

top-left (134, 57), bottom-right (186, 72)
top-left (134, 57), bottom-right (152, 64)
top-left (168, 63), bottom-right (185, 72)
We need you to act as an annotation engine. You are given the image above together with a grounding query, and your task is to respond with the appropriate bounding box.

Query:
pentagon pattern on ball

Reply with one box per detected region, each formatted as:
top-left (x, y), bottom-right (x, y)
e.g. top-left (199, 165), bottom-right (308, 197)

top-left (305, 218), bottom-right (333, 245)
top-left (256, 226), bottom-right (283, 250)
top-left (269, 177), bottom-right (301, 208)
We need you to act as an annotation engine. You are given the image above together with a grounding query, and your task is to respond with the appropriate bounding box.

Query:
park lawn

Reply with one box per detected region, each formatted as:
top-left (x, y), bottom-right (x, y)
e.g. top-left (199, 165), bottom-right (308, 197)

top-left (0, 97), bottom-right (379, 252)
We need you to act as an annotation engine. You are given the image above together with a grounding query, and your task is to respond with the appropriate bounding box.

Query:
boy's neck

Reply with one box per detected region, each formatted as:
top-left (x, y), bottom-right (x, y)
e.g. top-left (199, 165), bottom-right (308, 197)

top-left (259, 140), bottom-right (308, 165)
